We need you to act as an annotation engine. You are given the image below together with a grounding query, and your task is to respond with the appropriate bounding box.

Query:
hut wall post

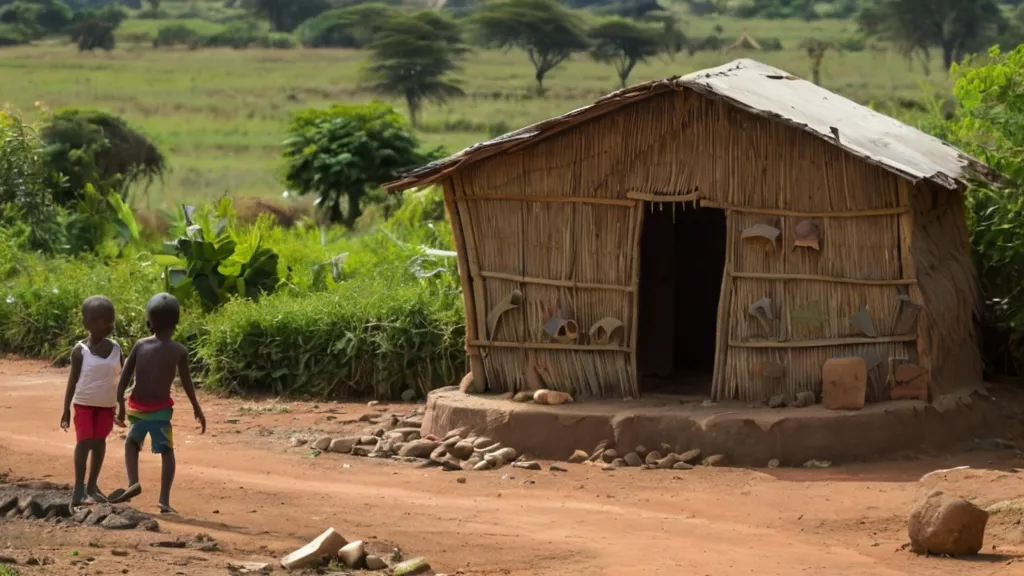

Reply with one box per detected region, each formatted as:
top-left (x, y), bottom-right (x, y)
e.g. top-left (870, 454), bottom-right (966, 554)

top-left (445, 177), bottom-right (488, 390)
top-left (897, 180), bottom-right (929, 389)
top-left (627, 200), bottom-right (644, 398)
top-left (710, 208), bottom-right (735, 400)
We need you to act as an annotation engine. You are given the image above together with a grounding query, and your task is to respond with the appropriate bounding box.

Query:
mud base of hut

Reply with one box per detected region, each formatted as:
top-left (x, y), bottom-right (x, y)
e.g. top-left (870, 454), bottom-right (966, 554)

top-left (421, 386), bottom-right (1018, 467)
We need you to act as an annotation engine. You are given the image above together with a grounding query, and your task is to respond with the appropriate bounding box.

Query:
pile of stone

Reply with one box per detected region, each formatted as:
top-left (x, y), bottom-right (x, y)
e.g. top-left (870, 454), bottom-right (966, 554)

top-left (280, 527), bottom-right (440, 574)
top-left (0, 480), bottom-right (158, 532)
top-left (565, 441), bottom-right (727, 470)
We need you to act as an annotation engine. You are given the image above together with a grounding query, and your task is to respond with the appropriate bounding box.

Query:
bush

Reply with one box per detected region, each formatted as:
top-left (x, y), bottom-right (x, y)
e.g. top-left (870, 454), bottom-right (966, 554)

top-left (153, 22), bottom-right (202, 47)
top-left (263, 31), bottom-right (295, 48)
top-left (0, 110), bottom-right (65, 252)
top-left (204, 18), bottom-right (266, 48)
top-left (0, 22), bottom-right (32, 45)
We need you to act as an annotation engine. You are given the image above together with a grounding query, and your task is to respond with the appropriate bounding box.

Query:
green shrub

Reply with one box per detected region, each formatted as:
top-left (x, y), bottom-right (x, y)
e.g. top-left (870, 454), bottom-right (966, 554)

top-left (153, 22), bottom-right (202, 47)
top-left (263, 31), bottom-right (295, 48)
top-left (204, 18), bottom-right (267, 48)
top-left (0, 22), bottom-right (32, 45)
top-left (296, 3), bottom-right (399, 48)
top-left (0, 110), bottom-right (65, 252)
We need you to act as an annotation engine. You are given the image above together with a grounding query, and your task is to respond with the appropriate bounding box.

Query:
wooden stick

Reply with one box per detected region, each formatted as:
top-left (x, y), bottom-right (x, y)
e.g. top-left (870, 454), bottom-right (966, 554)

top-left (470, 339), bottom-right (631, 353)
top-left (453, 174), bottom-right (491, 389)
top-left (627, 201), bottom-right (645, 398)
top-left (731, 271), bottom-right (916, 286)
top-left (442, 179), bottom-right (486, 387)
top-left (700, 201), bottom-right (908, 218)
top-left (479, 270), bottom-right (634, 292)
top-left (897, 179), bottom-right (929, 393)
top-left (711, 212), bottom-right (735, 400)
top-left (729, 335), bottom-right (916, 349)
top-left (626, 191), bottom-right (702, 203)
top-left (462, 194), bottom-right (634, 207)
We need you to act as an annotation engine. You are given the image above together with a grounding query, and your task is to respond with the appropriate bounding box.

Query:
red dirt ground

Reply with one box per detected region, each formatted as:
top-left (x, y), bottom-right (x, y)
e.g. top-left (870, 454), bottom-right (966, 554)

top-left (3, 358), bottom-right (1024, 576)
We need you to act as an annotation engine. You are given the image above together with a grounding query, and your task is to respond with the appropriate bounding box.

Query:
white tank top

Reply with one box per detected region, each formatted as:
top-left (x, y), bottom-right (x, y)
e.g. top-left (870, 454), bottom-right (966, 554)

top-left (71, 340), bottom-right (121, 408)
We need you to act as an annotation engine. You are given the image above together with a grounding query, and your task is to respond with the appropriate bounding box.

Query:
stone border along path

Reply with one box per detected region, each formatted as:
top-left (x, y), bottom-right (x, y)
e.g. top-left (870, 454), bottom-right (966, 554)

top-left (0, 478), bottom-right (161, 531)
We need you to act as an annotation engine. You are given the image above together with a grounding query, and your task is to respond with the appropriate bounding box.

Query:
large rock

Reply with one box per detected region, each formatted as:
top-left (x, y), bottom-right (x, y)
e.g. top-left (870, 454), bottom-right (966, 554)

top-left (312, 436), bottom-right (332, 451)
top-left (450, 440), bottom-right (475, 460)
top-left (821, 357), bottom-right (867, 410)
top-left (398, 440), bottom-right (441, 459)
top-left (567, 450), bottom-right (588, 464)
top-left (365, 554), bottom-right (388, 570)
top-left (280, 527), bottom-right (347, 570)
top-left (908, 491), bottom-right (989, 556)
top-left (338, 540), bottom-right (365, 568)
top-left (329, 437), bottom-right (359, 454)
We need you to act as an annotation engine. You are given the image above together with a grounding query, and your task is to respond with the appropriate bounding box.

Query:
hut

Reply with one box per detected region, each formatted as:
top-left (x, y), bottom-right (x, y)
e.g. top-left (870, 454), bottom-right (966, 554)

top-left (384, 59), bottom-right (995, 405)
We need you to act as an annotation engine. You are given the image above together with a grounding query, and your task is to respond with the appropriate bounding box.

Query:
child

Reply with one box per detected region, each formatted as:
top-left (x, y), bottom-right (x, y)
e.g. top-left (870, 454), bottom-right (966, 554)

top-left (111, 292), bottom-right (205, 514)
top-left (60, 295), bottom-right (123, 507)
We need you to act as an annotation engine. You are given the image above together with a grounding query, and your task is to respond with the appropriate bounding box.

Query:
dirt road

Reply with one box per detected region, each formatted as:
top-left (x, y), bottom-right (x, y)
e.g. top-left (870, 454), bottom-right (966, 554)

top-left (2, 359), bottom-right (1024, 575)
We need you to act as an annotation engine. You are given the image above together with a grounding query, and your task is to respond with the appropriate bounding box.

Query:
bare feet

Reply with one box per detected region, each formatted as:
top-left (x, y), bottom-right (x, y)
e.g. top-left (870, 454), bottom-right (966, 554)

top-left (158, 503), bottom-right (177, 515)
top-left (108, 483), bottom-right (141, 504)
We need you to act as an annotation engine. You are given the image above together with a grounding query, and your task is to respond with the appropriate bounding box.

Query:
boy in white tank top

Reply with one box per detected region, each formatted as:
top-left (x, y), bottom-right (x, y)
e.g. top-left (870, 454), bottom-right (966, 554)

top-left (60, 295), bottom-right (125, 507)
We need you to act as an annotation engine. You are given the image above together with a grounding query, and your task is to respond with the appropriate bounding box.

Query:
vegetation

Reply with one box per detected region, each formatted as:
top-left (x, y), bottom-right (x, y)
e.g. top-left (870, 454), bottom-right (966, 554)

top-left (589, 17), bottom-right (665, 88)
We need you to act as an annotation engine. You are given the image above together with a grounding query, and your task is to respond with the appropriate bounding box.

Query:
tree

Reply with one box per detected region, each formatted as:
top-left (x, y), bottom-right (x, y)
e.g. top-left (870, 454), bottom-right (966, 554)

top-left (362, 12), bottom-right (467, 127)
top-left (281, 103), bottom-right (439, 228)
top-left (858, 0), bottom-right (1005, 73)
top-left (798, 37), bottom-right (840, 85)
top-left (472, 0), bottom-right (589, 93)
top-left (68, 4), bottom-right (124, 51)
top-left (589, 17), bottom-right (663, 88)
top-left (296, 3), bottom-right (400, 48)
top-left (245, 0), bottom-right (329, 32)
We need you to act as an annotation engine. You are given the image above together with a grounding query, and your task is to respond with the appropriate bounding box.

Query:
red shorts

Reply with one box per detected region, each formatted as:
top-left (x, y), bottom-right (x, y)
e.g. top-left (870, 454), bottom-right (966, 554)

top-left (73, 404), bottom-right (115, 442)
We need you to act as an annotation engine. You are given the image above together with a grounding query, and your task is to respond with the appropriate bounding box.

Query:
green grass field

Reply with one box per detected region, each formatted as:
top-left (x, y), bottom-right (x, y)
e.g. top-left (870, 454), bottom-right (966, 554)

top-left (0, 14), bottom-right (950, 205)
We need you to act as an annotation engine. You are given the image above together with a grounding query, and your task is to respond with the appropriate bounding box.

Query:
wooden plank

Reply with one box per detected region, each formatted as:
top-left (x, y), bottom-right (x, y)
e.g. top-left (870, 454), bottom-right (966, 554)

top-left (700, 200), bottom-right (908, 218)
top-left (479, 270), bottom-right (633, 292)
top-left (626, 191), bottom-right (702, 203)
top-left (729, 335), bottom-right (916, 349)
top-left (462, 194), bottom-right (634, 207)
top-left (627, 202), bottom-right (645, 398)
top-left (442, 179), bottom-right (486, 387)
top-left (470, 339), bottom-right (631, 352)
top-left (731, 271), bottom-right (916, 286)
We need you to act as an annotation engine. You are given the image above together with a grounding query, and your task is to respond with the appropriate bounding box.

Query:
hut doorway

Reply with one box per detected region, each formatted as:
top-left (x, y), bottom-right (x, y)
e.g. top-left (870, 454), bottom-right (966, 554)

top-left (636, 203), bottom-right (727, 396)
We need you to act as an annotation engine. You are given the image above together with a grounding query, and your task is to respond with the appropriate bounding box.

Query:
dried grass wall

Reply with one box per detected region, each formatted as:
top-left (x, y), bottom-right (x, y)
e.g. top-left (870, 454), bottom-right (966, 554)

top-left (449, 88), bottom-right (969, 402)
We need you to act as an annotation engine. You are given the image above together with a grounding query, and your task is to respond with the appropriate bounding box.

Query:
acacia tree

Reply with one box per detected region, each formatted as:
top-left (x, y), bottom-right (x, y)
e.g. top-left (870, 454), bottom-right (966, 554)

top-left (472, 0), bottom-right (589, 94)
top-left (589, 17), bottom-right (663, 88)
top-left (281, 103), bottom-right (437, 228)
top-left (798, 38), bottom-right (840, 86)
top-left (363, 12), bottom-right (467, 127)
top-left (858, 0), bottom-right (1004, 73)
top-left (245, 0), bottom-right (329, 32)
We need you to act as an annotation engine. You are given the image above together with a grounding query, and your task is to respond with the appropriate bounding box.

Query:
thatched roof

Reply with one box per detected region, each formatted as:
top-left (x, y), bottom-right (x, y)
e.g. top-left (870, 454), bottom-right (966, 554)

top-left (385, 59), bottom-right (995, 192)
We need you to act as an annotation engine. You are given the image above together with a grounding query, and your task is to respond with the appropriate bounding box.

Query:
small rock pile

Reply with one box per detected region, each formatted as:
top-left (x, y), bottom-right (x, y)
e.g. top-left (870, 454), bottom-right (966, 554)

top-left (0, 480), bottom-right (159, 532)
top-left (280, 527), bottom-right (441, 574)
top-left (565, 440), bottom-right (727, 470)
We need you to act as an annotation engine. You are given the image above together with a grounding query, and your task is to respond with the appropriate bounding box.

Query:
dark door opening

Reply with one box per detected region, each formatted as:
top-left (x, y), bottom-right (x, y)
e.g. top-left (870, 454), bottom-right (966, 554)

top-left (636, 202), bottom-right (727, 396)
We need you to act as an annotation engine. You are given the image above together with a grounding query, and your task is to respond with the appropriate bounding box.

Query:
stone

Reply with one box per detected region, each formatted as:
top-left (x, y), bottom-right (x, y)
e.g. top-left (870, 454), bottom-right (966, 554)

top-left (359, 436), bottom-right (379, 445)
top-left (768, 459), bottom-right (780, 468)
top-left (478, 442), bottom-right (503, 454)
top-left (393, 557), bottom-right (432, 576)
top-left (440, 456), bottom-right (463, 471)
top-left (533, 389), bottom-right (574, 405)
top-left (821, 357), bottom-right (867, 410)
top-left (513, 461), bottom-right (542, 471)
top-left (450, 440), bottom-right (475, 460)
top-left (483, 453), bottom-right (507, 469)
top-left (612, 458), bottom-right (627, 467)
top-left (312, 436), bottom-right (332, 451)
top-left (672, 462), bottom-right (694, 470)
top-left (18, 497), bottom-right (43, 519)
top-left (352, 445), bottom-right (375, 457)
top-left (703, 454), bottom-right (727, 467)
top-left (623, 452), bottom-right (643, 467)
top-left (401, 389), bottom-right (417, 402)
top-left (768, 394), bottom-right (786, 408)
top-left (791, 391), bottom-right (816, 408)
top-left (803, 459), bottom-right (832, 469)
top-left (280, 527), bottom-right (347, 570)
top-left (365, 554), bottom-right (387, 570)
top-left (677, 449), bottom-right (701, 463)
top-left (644, 451), bottom-right (663, 466)
top-left (444, 427), bottom-right (467, 439)
top-left (512, 391), bottom-right (533, 403)
top-left (456, 477), bottom-right (467, 484)
top-left (550, 465), bottom-right (568, 472)
top-left (462, 457), bottom-right (481, 471)
top-left (338, 540), bottom-right (366, 569)
top-left (602, 449), bottom-right (619, 463)
top-left (472, 437), bottom-right (493, 449)
top-left (429, 445), bottom-right (449, 462)
top-left (329, 437), bottom-right (359, 454)
top-left (634, 445), bottom-right (648, 458)
top-left (101, 514), bottom-right (138, 530)
top-left (473, 460), bottom-right (493, 471)
top-left (660, 443), bottom-right (674, 454)
top-left (908, 491), bottom-right (989, 556)
top-left (227, 561), bottom-right (271, 574)
top-left (492, 447), bottom-right (517, 462)
top-left (392, 427), bottom-right (422, 440)
top-left (139, 519), bottom-right (160, 532)
top-left (399, 440), bottom-right (441, 459)
top-left (567, 450), bottom-right (588, 464)
top-left (459, 372), bottom-right (476, 393)
top-left (0, 497), bottom-right (16, 516)
top-left (601, 465), bottom-right (616, 471)
top-left (83, 504), bottom-right (113, 525)
top-left (657, 454), bottom-right (678, 469)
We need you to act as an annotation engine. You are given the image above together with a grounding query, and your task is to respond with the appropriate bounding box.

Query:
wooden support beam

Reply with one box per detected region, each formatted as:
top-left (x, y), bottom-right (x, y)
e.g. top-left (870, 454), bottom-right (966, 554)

top-left (729, 335), bottom-right (916, 349)
top-left (470, 339), bottom-right (631, 352)
top-left (479, 270), bottom-right (634, 292)
top-left (730, 272), bottom-right (916, 286)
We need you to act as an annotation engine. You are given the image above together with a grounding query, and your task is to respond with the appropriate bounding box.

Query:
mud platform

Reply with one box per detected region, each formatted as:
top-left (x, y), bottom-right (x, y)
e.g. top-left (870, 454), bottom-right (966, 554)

top-left (421, 386), bottom-right (1017, 466)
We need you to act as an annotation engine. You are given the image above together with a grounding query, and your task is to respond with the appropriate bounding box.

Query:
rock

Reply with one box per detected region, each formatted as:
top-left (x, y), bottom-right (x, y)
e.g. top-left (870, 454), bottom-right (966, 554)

top-left (533, 389), bottom-right (574, 405)
top-left (612, 458), bottom-right (628, 467)
top-left (280, 527), bottom-right (348, 570)
top-left (512, 461), bottom-right (542, 471)
top-left (401, 389), bottom-right (417, 403)
top-left (289, 436), bottom-right (308, 448)
top-left (457, 477), bottom-right (467, 484)
top-left (644, 451), bottom-right (663, 466)
top-left (492, 447), bottom-right (517, 462)
top-left (444, 427), bottom-right (467, 440)
top-left (473, 460), bottom-right (493, 471)
top-left (703, 454), bottom-right (727, 467)
top-left (393, 557), bottom-right (432, 576)
top-left (440, 456), bottom-right (463, 471)
top-left (602, 449), bottom-right (619, 463)
top-left (365, 554), bottom-right (387, 570)
top-left (478, 442), bottom-right (503, 454)
top-left (672, 462), bottom-right (694, 470)
top-left (677, 449), bottom-right (701, 464)
top-left (484, 453), bottom-right (507, 469)
top-left (462, 457), bottom-right (481, 471)
top-left (139, 519), bottom-right (160, 532)
top-left (802, 459), bottom-right (832, 469)
top-left (512, 391), bottom-right (533, 403)
top-left (450, 440), bottom-right (475, 460)
top-left (767, 459), bottom-right (780, 468)
top-left (227, 561), bottom-right (271, 574)
top-left (657, 454), bottom-right (678, 469)
top-left (459, 372), bottom-right (476, 393)
top-left (101, 514), bottom-right (138, 530)
top-left (660, 443), bottom-right (674, 454)
top-left (359, 436), bottom-right (379, 445)
top-left (0, 497), bottom-right (16, 516)
top-left (329, 437), bottom-right (359, 454)
top-left (908, 491), bottom-right (989, 556)
top-left (768, 394), bottom-right (786, 408)
top-left (567, 450), bottom-right (588, 464)
top-left (550, 465), bottom-right (568, 472)
top-left (791, 391), bottom-right (816, 407)
top-left (18, 497), bottom-right (43, 519)
top-left (338, 540), bottom-right (365, 569)
top-left (472, 437), bottom-right (493, 449)
top-left (623, 452), bottom-right (643, 467)
top-left (352, 445), bottom-right (375, 457)
top-left (429, 445), bottom-right (449, 462)
top-left (634, 445), bottom-right (648, 458)
top-left (602, 465), bottom-right (616, 471)
top-left (399, 440), bottom-right (441, 459)
top-left (821, 357), bottom-right (867, 410)
top-left (312, 436), bottom-right (332, 451)
top-left (83, 504), bottom-right (113, 525)
top-left (392, 427), bottom-right (422, 440)
top-left (442, 436), bottom-right (461, 449)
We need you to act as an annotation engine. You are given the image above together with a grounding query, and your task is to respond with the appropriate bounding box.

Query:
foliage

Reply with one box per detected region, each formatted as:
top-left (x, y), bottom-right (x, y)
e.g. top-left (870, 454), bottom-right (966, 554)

top-left (68, 4), bottom-right (124, 51)
top-left (589, 17), bottom-right (664, 88)
top-left (0, 0), bottom-right (72, 37)
top-left (798, 37), bottom-right (841, 85)
top-left (858, 0), bottom-right (1005, 72)
top-left (153, 22), bottom-right (201, 47)
top-left (40, 108), bottom-right (166, 205)
top-left (0, 110), bottom-right (65, 252)
top-left (295, 3), bottom-right (398, 48)
top-left (472, 0), bottom-right (590, 93)
top-left (281, 103), bottom-right (438, 228)
top-left (0, 22), bottom-right (31, 46)
top-left (927, 45), bottom-right (1024, 375)
top-left (362, 11), bottom-right (467, 127)
top-left (244, 0), bottom-right (330, 32)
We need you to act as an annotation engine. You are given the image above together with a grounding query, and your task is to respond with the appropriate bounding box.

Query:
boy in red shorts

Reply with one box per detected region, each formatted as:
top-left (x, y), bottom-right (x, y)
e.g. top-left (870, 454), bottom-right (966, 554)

top-left (60, 296), bottom-right (124, 507)
top-left (111, 292), bottom-right (205, 514)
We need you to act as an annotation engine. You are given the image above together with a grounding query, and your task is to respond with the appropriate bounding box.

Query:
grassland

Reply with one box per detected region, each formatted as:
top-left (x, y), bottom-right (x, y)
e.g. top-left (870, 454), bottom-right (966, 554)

top-left (0, 14), bottom-right (950, 205)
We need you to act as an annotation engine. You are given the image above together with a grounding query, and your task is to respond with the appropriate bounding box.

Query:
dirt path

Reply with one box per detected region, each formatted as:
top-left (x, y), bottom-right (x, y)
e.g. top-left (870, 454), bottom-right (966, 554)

top-left (3, 359), bottom-right (1024, 576)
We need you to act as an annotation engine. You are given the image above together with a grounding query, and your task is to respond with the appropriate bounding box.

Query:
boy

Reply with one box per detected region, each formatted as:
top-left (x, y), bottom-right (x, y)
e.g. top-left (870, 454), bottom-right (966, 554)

top-left (111, 292), bottom-right (205, 514)
top-left (60, 295), bottom-right (123, 507)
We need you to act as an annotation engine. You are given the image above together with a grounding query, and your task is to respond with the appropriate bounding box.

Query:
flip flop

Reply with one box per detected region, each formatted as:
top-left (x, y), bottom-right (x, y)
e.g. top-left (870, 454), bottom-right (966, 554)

top-left (158, 503), bottom-right (178, 515)
top-left (105, 488), bottom-right (125, 502)
top-left (107, 483), bottom-right (141, 504)
top-left (86, 490), bottom-right (109, 504)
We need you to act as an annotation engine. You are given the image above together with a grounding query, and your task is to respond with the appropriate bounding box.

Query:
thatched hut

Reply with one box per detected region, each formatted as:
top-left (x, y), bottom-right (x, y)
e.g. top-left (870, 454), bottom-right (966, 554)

top-left (384, 59), bottom-right (995, 405)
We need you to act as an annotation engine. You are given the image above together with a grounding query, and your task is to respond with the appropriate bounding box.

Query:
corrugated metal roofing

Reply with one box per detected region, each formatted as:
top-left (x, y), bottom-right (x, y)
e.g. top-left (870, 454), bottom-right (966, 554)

top-left (384, 58), bottom-right (993, 191)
